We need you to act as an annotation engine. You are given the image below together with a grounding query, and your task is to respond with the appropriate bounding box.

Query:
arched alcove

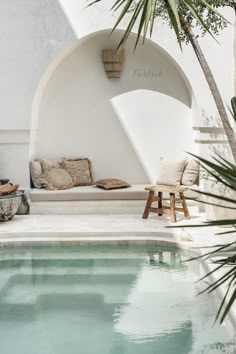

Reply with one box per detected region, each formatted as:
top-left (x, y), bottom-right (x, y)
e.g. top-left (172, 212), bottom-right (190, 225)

top-left (30, 29), bottom-right (197, 184)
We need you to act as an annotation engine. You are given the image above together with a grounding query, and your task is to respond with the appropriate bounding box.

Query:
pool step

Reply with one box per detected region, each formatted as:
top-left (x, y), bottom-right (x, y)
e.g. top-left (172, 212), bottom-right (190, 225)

top-left (0, 273), bottom-right (137, 305)
top-left (0, 246), bottom-right (175, 260)
top-left (0, 257), bottom-right (145, 268)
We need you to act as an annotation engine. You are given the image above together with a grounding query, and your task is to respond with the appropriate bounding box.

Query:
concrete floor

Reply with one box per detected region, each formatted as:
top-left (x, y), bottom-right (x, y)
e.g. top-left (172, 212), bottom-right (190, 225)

top-left (0, 212), bottom-right (235, 250)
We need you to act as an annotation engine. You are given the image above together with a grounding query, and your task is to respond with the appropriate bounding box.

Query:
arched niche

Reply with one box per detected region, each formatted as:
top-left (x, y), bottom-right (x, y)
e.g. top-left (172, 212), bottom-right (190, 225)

top-left (30, 29), bottom-right (197, 184)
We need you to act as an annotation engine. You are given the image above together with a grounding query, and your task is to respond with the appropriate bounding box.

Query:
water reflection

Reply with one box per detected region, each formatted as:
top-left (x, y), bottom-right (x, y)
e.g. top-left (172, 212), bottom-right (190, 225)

top-left (0, 246), bottom-right (234, 354)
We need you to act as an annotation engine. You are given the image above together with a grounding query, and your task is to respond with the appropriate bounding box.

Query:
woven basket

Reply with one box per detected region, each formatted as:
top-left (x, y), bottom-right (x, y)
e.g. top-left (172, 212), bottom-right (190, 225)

top-left (102, 49), bottom-right (125, 78)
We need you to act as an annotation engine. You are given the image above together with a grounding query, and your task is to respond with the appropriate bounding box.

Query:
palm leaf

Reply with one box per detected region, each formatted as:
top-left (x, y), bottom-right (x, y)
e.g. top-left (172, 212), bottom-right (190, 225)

top-left (182, 0), bottom-right (215, 40)
top-left (87, 0), bottom-right (221, 49)
top-left (175, 151), bottom-right (236, 323)
top-left (165, 1), bottom-right (182, 49)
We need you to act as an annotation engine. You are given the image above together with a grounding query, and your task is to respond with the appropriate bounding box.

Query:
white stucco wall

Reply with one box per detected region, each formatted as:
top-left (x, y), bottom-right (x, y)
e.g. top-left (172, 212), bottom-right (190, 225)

top-left (31, 30), bottom-right (195, 184)
top-left (0, 0), bottom-right (234, 186)
top-left (58, 0), bottom-right (234, 122)
top-left (0, 0), bottom-right (76, 186)
top-left (58, 0), bottom-right (235, 161)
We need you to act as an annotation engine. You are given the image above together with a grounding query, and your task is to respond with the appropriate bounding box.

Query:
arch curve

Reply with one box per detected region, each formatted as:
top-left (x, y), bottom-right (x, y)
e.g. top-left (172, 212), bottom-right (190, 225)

top-left (30, 29), bottom-right (197, 183)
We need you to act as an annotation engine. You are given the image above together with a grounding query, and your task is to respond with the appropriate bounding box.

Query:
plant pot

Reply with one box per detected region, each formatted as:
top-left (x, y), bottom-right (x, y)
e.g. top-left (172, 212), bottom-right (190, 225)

top-left (203, 180), bottom-right (236, 221)
top-left (16, 191), bottom-right (30, 215)
top-left (0, 179), bottom-right (10, 185)
top-left (0, 193), bottom-right (22, 221)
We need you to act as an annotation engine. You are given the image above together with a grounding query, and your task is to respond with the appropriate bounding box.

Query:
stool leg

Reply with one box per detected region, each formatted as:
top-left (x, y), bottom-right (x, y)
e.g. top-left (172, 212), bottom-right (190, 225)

top-left (179, 192), bottom-right (190, 220)
top-left (170, 193), bottom-right (176, 223)
top-left (142, 191), bottom-right (155, 219)
top-left (158, 192), bottom-right (163, 216)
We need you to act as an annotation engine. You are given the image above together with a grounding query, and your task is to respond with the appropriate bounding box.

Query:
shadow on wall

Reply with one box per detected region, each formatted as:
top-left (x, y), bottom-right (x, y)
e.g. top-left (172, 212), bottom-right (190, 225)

top-left (197, 110), bottom-right (233, 162)
top-left (30, 29), bottom-right (197, 184)
top-left (111, 89), bottom-right (195, 182)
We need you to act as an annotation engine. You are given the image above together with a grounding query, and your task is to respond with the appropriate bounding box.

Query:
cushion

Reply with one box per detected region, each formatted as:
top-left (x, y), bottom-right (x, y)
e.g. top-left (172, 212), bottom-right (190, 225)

top-left (95, 178), bottom-right (131, 190)
top-left (41, 159), bottom-right (63, 172)
top-left (42, 167), bottom-right (73, 190)
top-left (30, 160), bottom-right (43, 188)
top-left (156, 158), bottom-right (187, 186)
top-left (62, 159), bottom-right (93, 186)
top-left (181, 159), bottom-right (200, 186)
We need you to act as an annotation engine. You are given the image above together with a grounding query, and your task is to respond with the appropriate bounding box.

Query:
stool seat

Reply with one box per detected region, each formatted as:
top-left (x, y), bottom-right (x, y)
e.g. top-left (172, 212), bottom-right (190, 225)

top-left (145, 185), bottom-right (188, 193)
top-left (142, 185), bottom-right (190, 223)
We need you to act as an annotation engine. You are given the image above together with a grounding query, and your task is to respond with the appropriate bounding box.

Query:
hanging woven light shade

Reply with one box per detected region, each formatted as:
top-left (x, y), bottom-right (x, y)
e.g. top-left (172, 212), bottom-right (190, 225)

top-left (102, 49), bottom-right (125, 78)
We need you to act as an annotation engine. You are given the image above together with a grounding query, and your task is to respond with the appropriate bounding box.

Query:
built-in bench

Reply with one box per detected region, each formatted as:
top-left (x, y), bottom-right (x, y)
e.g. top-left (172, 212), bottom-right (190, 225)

top-left (30, 184), bottom-right (200, 215)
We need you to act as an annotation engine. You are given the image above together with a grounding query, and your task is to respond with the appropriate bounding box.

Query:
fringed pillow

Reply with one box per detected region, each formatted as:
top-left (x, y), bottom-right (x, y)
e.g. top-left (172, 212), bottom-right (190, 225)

top-left (95, 178), bottom-right (131, 190)
top-left (42, 167), bottom-right (74, 190)
top-left (62, 158), bottom-right (93, 186)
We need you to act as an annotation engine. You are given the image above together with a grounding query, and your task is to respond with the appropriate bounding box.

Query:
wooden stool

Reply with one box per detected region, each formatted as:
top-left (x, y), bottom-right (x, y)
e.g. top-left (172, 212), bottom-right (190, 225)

top-left (142, 185), bottom-right (190, 223)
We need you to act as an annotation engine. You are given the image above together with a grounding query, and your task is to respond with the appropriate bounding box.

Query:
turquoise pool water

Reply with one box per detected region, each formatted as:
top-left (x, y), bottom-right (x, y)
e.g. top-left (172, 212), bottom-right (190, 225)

top-left (0, 245), bottom-right (235, 354)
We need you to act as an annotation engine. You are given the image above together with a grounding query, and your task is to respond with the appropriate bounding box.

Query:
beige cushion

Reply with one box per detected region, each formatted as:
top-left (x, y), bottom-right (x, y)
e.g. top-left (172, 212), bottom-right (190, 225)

top-left (42, 168), bottom-right (73, 190)
top-left (181, 159), bottom-right (200, 186)
top-left (62, 159), bottom-right (93, 186)
top-left (156, 158), bottom-right (187, 186)
top-left (30, 160), bottom-right (43, 188)
top-left (95, 178), bottom-right (131, 190)
top-left (41, 159), bottom-right (62, 172)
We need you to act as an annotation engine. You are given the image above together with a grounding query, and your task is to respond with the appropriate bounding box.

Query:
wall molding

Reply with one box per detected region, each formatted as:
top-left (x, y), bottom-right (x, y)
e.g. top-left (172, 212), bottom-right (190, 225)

top-left (193, 126), bottom-right (227, 144)
top-left (193, 126), bottom-right (225, 134)
top-left (195, 139), bottom-right (228, 144)
top-left (0, 130), bottom-right (30, 144)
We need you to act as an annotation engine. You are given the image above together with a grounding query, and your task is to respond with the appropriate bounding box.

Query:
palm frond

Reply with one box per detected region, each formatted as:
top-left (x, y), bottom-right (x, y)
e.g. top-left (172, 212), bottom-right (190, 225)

top-left (178, 152), bottom-right (236, 323)
top-left (87, 0), bottom-right (221, 49)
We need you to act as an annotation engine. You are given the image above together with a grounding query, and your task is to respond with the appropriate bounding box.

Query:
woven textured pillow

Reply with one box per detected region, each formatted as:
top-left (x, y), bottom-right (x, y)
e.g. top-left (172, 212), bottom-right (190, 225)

top-left (95, 178), bottom-right (131, 190)
top-left (41, 159), bottom-right (63, 172)
top-left (30, 160), bottom-right (43, 188)
top-left (156, 158), bottom-right (187, 186)
top-left (62, 158), bottom-right (93, 186)
top-left (181, 159), bottom-right (200, 186)
top-left (42, 167), bottom-right (73, 190)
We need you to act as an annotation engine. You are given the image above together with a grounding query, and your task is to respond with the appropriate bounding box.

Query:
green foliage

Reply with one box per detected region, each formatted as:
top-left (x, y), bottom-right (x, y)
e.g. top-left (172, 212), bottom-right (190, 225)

top-left (231, 97), bottom-right (236, 121)
top-left (87, 0), bottom-right (231, 48)
top-left (145, 0), bottom-right (229, 43)
top-left (187, 153), bottom-right (236, 323)
top-left (168, 100), bottom-right (236, 323)
top-left (170, 152), bottom-right (236, 324)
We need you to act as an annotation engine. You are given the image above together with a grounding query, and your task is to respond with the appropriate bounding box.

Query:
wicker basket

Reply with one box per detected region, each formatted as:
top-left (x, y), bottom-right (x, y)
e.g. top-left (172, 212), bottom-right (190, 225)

top-left (102, 49), bottom-right (125, 78)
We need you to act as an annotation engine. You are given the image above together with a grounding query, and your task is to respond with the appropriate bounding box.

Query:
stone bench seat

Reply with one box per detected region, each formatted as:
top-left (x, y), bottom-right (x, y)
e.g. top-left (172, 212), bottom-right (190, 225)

top-left (30, 184), bottom-right (199, 202)
top-left (30, 185), bottom-right (149, 202)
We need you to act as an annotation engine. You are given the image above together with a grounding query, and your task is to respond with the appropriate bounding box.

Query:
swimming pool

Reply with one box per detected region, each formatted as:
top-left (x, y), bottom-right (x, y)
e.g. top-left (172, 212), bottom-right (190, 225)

top-left (0, 245), bottom-right (235, 354)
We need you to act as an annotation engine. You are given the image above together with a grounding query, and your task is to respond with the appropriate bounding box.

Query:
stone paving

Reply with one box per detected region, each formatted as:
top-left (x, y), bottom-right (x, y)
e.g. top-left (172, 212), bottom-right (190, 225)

top-left (0, 212), bottom-right (235, 250)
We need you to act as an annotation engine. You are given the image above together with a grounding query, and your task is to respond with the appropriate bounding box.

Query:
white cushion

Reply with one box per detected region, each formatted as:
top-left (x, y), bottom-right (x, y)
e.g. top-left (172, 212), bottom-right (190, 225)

top-left (156, 158), bottom-right (187, 186)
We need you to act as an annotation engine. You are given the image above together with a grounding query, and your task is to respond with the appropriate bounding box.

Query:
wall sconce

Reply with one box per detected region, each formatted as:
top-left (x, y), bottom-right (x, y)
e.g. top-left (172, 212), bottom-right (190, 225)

top-left (102, 49), bottom-right (125, 78)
